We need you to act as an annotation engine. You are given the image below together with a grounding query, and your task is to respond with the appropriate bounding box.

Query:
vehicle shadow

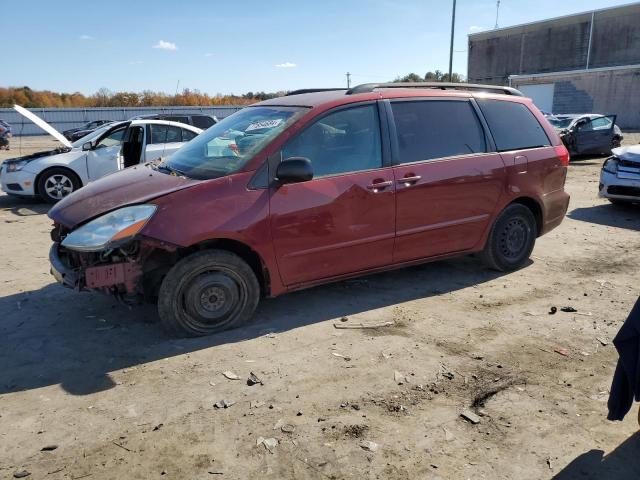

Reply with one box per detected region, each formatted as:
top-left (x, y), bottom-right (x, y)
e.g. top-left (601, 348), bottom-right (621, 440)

top-left (552, 432), bottom-right (640, 480)
top-left (569, 203), bottom-right (639, 231)
top-left (0, 256), bottom-right (508, 396)
top-left (569, 154), bottom-right (606, 167)
top-left (0, 193), bottom-right (49, 216)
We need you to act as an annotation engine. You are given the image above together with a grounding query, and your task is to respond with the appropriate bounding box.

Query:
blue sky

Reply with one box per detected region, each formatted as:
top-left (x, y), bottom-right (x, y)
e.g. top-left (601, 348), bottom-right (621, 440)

top-left (4, 0), bottom-right (633, 95)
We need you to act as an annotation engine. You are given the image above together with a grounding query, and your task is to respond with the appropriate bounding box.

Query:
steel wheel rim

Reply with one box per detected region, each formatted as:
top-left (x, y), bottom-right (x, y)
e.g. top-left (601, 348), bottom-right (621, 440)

top-left (178, 266), bottom-right (247, 332)
top-left (498, 217), bottom-right (529, 259)
top-left (44, 174), bottom-right (74, 200)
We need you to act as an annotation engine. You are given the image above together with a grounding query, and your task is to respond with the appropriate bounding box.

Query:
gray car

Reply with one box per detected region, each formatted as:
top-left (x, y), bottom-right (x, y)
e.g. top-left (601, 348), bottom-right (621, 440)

top-left (546, 114), bottom-right (623, 157)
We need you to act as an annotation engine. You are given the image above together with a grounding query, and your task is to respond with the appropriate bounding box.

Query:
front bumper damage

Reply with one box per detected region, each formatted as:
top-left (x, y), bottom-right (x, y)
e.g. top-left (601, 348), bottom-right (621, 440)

top-left (49, 242), bottom-right (143, 294)
top-left (599, 162), bottom-right (640, 202)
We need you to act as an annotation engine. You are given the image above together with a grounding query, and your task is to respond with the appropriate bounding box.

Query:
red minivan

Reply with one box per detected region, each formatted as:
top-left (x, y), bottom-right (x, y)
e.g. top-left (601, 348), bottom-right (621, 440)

top-left (48, 83), bottom-right (570, 336)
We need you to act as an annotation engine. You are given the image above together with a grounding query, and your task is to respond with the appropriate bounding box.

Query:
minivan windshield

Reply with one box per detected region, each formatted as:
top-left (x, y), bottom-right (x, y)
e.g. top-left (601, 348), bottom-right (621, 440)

top-left (165, 106), bottom-right (306, 179)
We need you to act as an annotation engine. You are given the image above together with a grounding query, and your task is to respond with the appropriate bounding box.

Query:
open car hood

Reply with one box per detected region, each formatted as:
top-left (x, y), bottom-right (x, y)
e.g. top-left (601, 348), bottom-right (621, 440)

top-left (612, 145), bottom-right (640, 163)
top-left (48, 164), bottom-right (201, 229)
top-left (14, 105), bottom-right (73, 148)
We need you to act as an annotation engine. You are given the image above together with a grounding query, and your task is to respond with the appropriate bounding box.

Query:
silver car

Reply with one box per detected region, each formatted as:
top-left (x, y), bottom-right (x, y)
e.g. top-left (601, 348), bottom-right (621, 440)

top-left (599, 145), bottom-right (640, 204)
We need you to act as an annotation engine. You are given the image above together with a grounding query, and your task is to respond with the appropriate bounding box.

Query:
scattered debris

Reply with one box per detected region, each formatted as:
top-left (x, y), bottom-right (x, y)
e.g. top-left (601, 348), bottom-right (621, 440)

top-left (250, 400), bottom-right (266, 409)
top-left (547, 457), bottom-right (553, 470)
top-left (153, 423), bottom-right (163, 431)
top-left (214, 400), bottom-right (235, 409)
top-left (443, 427), bottom-right (455, 442)
top-left (209, 381), bottom-right (216, 387)
top-left (208, 471), bottom-right (224, 475)
top-left (472, 379), bottom-right (517, 408)
top-left (334, 321), bottom-right (395, 329)
top-left (549, 306), bottom-right (557, 315)
top-left (257, 437), bottom-right (278, 453)
top-left (40, 444), bottom-right (58, 451)
top-left (394, 371), bottom-right (406, 384)
top-left (596, 337), bottom-right (609, 346)
top-left (296, 410), bottom-right (303, 416)
top-left (359, 440), bottom-right (379, 452)
top-left (331, 352), bottom-right (352, 361)
top-left (281, 424), bottom-right (296, 434)
top-left (554, 348), bottom-right (569, 357)
top-left (344, 424), bottom-right (369, 438)
top-left (561, 307), bottom-right (578, 313)
top-left (112, 440), bottom-right (131, 452)
top-left (460, 409), bottom-right (481, 424)
top-left (13, 471), bottom-right (31, 478)
top-left (222, 371), bottom-right (240, 380)
top-left (247, 372), bottom-right (262, 386)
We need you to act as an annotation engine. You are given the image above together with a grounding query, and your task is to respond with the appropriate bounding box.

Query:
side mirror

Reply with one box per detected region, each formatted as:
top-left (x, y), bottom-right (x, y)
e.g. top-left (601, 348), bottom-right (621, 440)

top-left (82, 142), bottom-right (92, 151)
top-left (275, 157), bottom-right (313, 185)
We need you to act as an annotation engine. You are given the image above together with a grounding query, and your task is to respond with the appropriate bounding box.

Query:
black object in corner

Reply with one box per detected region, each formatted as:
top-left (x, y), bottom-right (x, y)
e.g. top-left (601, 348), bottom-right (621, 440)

top-left (608, 297), bottom-right (640, 421)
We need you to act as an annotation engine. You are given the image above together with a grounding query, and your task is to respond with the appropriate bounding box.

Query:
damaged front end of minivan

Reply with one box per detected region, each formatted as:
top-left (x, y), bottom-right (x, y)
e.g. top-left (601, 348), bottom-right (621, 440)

top-left (49, 205), bottom-right (178, 304)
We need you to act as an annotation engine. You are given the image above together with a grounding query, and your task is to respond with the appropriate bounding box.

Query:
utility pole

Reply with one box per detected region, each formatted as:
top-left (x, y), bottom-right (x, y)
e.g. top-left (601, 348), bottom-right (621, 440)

top-left (448, 0), bottom-right (456, 81)
top-left (495, 0), bottom-right (501, 29)
top-left (346, 72), bottom-right (351, 88)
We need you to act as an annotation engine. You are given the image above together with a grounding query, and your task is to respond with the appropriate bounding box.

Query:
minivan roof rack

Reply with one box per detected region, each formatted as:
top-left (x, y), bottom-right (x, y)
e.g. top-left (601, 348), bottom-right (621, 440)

top-left (346, 82), bottom-right (524, 96)
top-left (286, 88), bottom-right (347, 96)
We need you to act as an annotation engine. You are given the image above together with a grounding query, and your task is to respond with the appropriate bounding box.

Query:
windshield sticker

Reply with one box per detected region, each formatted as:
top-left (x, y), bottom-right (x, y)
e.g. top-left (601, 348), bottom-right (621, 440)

top-left (245, 119), bottom-right (283, 132)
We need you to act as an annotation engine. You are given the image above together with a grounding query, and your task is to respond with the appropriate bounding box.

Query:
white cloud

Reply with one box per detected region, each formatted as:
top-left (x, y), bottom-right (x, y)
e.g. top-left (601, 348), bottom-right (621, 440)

top-left (79, 34), bottom-right (93, 40)
top-left (153, 40), bottom-right (178, 51)
top-left (204, 53), bottom-right (214, 57)
top-left (469, 25), bottom-right (484, 33)
top-left (128, 61), bottom-right (144, 65)
top-left (275, 62), bottom-right (296, 68)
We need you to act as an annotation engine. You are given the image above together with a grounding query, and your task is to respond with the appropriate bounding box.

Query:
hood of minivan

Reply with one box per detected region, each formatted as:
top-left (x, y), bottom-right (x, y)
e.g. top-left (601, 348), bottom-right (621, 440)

top-left (48, 164), bottom-right (200, 228)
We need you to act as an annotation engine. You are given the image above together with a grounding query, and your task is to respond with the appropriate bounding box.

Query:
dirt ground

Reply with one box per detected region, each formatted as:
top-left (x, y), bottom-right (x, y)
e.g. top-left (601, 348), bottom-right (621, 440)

top-left (1, 135), bottom-right (639, 480)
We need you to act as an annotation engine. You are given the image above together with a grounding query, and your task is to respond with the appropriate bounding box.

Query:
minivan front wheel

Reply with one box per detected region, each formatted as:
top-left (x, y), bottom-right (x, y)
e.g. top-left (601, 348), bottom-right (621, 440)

top-left (480, 204), bottom-right (537, 272)
top-left (158, 250), bottom-right (260, 337)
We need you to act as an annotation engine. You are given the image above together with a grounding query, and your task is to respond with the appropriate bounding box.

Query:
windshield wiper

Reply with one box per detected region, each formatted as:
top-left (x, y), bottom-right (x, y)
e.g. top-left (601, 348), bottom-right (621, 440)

top-left (153, 162), bottom-right (188, 177)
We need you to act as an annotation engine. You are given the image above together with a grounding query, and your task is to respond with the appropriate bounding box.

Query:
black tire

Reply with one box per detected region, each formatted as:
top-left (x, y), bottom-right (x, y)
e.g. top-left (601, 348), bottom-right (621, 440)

top-left (480, 204), bottom-right (537, 272)
top-left (158, 250), bottom-right (260, 337)
top-left (37, 167), bottom-right (81, 203)
top-left (608, 198), bottom-right (628, 206)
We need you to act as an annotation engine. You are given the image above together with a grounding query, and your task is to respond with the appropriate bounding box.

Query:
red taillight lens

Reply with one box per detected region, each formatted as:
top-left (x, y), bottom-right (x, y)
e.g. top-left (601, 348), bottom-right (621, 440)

top-left (554, 144), bottom-right (570, 166)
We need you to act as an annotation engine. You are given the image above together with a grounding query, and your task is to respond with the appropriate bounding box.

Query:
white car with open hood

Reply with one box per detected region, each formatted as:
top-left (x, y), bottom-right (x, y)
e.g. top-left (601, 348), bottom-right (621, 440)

top-left (0, 106), bottom-right (202, 203)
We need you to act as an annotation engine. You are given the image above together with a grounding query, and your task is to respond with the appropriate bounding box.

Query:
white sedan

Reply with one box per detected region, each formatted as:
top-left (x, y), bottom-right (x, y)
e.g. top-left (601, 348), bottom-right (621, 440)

top-left (1, 108), bottom-right (202, 203)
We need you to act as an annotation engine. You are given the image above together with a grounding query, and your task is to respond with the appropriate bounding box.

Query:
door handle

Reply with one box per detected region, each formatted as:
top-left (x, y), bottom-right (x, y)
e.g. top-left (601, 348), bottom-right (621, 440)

top-left (367, 180), bottom-right (393, 191)
top-left (397, 175), bottom-right (422, 185)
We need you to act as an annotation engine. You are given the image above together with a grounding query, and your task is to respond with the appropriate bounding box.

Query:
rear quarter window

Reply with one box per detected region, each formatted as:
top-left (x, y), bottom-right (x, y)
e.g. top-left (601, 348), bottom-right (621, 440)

top-left (477, 99), bottom-right (550, 152)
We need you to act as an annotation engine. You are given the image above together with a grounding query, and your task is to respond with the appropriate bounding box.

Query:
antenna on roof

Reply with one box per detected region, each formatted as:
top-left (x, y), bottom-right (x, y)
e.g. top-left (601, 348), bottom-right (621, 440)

top-left (495, 0), bottom-right (501, 29)
top-left (346, 72), bottom-right (351, 88)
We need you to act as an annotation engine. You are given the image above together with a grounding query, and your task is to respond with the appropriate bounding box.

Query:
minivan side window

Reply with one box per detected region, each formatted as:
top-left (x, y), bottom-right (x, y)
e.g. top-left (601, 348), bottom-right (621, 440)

top-left (282, 104), bottom-right (382, 178)
top-left (390, 100), bottom-right (486, 164)
top-left (477, 99), bottom-right (550, 152)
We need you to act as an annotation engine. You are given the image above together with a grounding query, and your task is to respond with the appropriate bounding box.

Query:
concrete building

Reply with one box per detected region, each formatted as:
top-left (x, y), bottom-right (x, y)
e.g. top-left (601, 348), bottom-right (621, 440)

top-left (467, 2), bottom-right (640, 129)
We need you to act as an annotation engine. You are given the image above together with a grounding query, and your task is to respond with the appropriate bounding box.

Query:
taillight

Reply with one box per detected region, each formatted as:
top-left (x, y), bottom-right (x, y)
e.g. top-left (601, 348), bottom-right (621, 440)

top-left (554, 144), bottom-right (570, 166)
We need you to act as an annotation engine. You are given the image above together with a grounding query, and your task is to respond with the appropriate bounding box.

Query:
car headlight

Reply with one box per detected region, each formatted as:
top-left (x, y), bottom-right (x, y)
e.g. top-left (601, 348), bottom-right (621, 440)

top-left (61, 205), bottom-right (157, 252)
top-left (6, 160), bottom-right (29, 172)
top-left (602, 157), bottom-right (619, 174)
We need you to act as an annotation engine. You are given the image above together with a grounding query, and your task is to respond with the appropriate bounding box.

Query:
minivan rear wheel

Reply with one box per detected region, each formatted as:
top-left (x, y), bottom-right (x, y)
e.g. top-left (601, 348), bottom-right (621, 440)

top-left (158, 250), bottom-right (260, 337)
top-left (480, 204), bottom-right (537, 272)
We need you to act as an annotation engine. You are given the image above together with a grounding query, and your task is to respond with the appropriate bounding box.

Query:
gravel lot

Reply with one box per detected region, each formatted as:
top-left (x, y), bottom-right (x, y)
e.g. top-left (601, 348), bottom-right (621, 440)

top-left (1, 135), bottom-right (639, 479)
